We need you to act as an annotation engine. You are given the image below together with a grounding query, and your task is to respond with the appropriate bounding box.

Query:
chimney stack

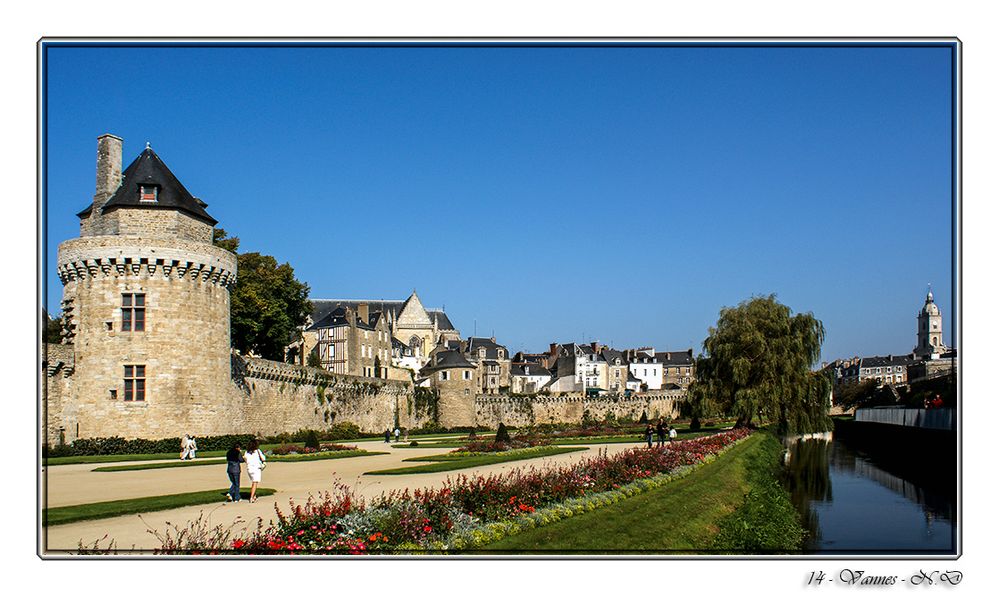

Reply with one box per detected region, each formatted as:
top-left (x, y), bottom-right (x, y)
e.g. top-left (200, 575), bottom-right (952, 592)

top-left (358, 303), bottom-right (369, 324)
top-left (94, 134), bottom-right (123, 209)
top-left (591, 341), bottom-right (599, 354)
top-left (549, 343), bottom-right (558, 358)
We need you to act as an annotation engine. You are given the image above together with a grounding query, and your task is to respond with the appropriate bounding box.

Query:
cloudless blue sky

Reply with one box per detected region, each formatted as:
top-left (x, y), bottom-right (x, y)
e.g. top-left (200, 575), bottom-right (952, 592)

top-left (43, 43), bottom-right (956, 362)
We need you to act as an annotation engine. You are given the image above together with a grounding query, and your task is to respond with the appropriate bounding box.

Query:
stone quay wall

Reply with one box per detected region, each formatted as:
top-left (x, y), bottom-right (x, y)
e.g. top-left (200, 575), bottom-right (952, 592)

top-left (474, 391), bottom-right (683, 428)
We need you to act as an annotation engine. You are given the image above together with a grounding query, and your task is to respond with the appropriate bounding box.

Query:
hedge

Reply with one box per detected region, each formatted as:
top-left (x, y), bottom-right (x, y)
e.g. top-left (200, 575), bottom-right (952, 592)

top-left (42, 434), bottom-right (256, 458)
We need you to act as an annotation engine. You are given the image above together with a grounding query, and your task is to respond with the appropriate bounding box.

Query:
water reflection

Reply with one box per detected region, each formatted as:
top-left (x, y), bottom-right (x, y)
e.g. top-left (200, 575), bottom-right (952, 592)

top-left (782, 432), bottom-right (955, 554)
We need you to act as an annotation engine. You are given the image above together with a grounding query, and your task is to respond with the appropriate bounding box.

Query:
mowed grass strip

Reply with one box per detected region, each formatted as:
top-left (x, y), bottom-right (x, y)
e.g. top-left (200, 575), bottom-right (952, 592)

top-left (43, 488), bottom-right (277, 527)
top-left (92, 449), bottom-right (386, 471)
top-left (366, 447), bottom-right (588, 475)
top-left (44, 443), bottom-right (292, 466)
top-left (474, 433), bottom-right (765, 554)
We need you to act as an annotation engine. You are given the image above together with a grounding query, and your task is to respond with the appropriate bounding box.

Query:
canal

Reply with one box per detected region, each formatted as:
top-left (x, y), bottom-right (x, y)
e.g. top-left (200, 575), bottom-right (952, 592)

top-left (782, 429), bottom-right (956, 555)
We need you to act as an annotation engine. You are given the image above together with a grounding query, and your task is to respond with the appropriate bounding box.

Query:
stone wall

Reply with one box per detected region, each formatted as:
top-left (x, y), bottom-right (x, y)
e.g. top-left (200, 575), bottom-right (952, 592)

top-left (234, 357), bottom-right (413, 436)
top-left (475, 391), bottom-right (682, 428)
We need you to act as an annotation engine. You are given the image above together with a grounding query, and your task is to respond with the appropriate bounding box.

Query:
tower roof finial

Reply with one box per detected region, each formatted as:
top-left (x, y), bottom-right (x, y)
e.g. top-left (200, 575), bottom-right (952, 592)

top-left (145, 141), bottom-right (151, 149)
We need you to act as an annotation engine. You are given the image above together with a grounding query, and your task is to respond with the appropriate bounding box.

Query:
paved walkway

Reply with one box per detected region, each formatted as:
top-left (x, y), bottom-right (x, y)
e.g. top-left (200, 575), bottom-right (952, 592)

top-left (43, 439), bottom-right (645, 552)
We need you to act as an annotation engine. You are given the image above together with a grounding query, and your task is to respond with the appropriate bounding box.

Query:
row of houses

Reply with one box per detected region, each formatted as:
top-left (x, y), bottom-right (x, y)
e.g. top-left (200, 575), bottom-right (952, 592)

top-left (294, 295), bottom-right (695, 397)
top-left (415, 341), bottom-right (695, 397)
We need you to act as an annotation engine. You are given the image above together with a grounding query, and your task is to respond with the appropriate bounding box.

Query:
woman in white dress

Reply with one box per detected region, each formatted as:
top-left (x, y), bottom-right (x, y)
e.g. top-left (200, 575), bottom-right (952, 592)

top-left (179, 434), bottom-right (190, 460)
top-left (244, 439), bottom-right (267, 503)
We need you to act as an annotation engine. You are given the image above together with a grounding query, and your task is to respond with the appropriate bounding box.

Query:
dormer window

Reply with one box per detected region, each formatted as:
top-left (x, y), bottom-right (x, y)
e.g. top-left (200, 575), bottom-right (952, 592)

top-left (139, 185), bottom-right (158, 203)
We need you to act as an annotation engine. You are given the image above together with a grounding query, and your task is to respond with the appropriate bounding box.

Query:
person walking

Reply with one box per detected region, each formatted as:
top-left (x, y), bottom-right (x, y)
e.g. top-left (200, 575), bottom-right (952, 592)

top-left (393, 427), bottom-right (400, 442)
top-left (656, 419), bottom-right (666, 447)
top-left (668, 425), bottom-right (677, 442)
top-left (225, 443), bottom-right (244, 503)
top-left (244, 439), bottom-right (267, 503)
top-left (188, 435), bottom-right (198, 459)
top-left (384, 429), bottom-right (391, 443)
top-left (179, 434), bottom-right (190, 460)
top-left (644, 423), bottom-right (654, 448)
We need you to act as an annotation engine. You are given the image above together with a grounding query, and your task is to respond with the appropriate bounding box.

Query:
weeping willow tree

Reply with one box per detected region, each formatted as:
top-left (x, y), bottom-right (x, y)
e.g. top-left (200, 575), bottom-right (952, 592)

top-left (687, 295), bottom-right (832, 435)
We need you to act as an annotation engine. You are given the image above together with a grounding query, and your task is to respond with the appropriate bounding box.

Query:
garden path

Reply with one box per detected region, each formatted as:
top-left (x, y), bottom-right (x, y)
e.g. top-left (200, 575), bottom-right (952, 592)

top-left (43, 439), bottom-right (645, 552)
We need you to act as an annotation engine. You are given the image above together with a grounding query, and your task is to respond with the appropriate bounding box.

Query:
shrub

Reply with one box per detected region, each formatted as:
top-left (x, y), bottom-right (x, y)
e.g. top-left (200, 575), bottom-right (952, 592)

top-left (304, 430), bottom-right (321, 450)
top-left (495, 423), bottom-right (511, 444)
top-left (50, 434), bottom-right (256, 457)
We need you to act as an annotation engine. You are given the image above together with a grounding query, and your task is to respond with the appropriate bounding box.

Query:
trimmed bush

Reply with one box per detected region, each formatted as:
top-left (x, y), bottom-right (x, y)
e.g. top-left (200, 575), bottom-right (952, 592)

top-left (495, 423), bottom-right (511, 443)
top-left (44, 434), bottom-right (256, 457)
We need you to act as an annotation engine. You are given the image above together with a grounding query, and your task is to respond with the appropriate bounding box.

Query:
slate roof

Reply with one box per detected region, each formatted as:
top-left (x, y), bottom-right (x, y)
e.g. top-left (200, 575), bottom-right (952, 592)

top-left (422, 350), bottom-right (476, 371)
top-left (656, 350), bottom-right (694, 367)
top-left (307, 306), bottom-right (375, 332)
top-left (859, 355), bottom-right (916, 369)
top-left (310, 299), bottom-right (457, 331)
top-left (512, 364), bottom-right (551, 377)
top-left (602, 348), bottom-right (625, 366)
top-left (466, 337), bottom-right (509, 360)
top-left (78, 147), bottom-right (217, 225)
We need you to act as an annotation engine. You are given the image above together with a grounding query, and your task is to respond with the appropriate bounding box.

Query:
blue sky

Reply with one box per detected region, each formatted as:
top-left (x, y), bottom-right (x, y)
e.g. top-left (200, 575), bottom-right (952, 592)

top-left (42, 43), bottom-right (956, 361)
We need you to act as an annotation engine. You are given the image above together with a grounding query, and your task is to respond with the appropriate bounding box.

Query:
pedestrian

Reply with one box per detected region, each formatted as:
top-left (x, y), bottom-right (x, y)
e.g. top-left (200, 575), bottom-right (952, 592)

top-left (668, 425), bottom-right (677, 442)
top-left (656, 418), bottom-right (666, 447)
top-left (225, 442), bottom-right (244, 503)
top-left (644, 423), bottom-right (654, 448)
top-left (384, 429), bottom-right (391, 443)
top-left (244, 439), bottom-right (267, 503)
top-left (179, 434), bottom-right (190, 460)
top-left (394, 427), bottom-right (400, 442)
top-left (188, 435), bottom-right (198, 459)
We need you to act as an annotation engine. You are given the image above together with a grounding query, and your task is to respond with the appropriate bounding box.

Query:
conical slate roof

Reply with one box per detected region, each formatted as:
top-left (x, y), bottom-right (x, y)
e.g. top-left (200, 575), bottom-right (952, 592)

top-left (78, 147), bottom-right (217, 225)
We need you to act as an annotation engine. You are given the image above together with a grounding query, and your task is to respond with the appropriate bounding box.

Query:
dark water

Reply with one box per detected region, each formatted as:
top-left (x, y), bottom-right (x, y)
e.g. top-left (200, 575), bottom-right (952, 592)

top-left (782, 432), bottom-right (956, 555)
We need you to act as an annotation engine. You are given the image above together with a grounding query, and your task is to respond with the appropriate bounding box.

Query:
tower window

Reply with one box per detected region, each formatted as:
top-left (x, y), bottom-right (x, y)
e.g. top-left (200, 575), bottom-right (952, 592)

top-left (124, 365), bottom-right (146, 401)
top-left (121, 293), bottom-right (145, 331)
top-left (139, 185), bottom-right (158, 203)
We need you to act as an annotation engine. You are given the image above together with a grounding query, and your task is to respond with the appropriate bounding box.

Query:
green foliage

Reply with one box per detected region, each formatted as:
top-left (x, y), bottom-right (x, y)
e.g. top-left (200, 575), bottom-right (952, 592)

top-left (307, 350), bottom-right (321, 368)
top-left (43, 309), bottom-right (63, 344)
top-left (495, 422), bottom-right (511, 443)
top-left (304, 429), bottom-right (321, 450)
top-left (833, 379), bottom-right (879, 411)
top-left (43, 434), bottom-right (256, 457)
top-left (638, 411), bottom-right (648, 425)
top-left (214, 229), bottom-right (312, 361)
top-left (711, 433), bottom-right (807, 553)
top-left (691, 295), bottom-right (831, 435)
top-left (413, 387), bottom-right (440, 424)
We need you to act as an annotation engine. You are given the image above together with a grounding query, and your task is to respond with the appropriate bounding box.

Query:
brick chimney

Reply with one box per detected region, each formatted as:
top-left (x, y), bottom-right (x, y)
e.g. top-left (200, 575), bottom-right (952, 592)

top-left (358, 303), bottom-right (369, 324)
top-left (94, 134), bottom-right (123, 210)
top-left (590, 341), bottom-right (599, 354)
top-left (549, 343), bottom-right (558, 358)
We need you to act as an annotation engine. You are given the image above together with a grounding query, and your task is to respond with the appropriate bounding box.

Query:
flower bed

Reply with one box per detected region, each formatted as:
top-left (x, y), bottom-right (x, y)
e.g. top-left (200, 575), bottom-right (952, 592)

top-left (269, 443), bottom-right (356, 456)
top-left (454, 437), bottom-right (550, 453)
top-left (152, 428), bottom-right (752, 555)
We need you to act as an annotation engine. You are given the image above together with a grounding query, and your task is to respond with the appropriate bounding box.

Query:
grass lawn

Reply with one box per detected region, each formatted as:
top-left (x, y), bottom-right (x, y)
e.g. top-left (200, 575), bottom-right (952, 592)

top-left (43, 488), bottom-right (277, 527)
top-left (366, 446), bottom-right (588, 475)
top-left (472, 433), bottom-right (767, 553)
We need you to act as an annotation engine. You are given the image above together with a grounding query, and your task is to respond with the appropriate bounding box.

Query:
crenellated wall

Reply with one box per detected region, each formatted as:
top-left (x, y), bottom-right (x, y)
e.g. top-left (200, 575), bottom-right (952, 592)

top-left (474, 391), bottom-right (683, 427)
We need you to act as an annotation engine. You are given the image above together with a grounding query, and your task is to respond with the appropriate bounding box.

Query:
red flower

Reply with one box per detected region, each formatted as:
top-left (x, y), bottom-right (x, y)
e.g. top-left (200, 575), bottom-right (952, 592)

top-left (423, 525), bottom-right (432, 533)
top-left (232, 539), bottom-right (245, 549)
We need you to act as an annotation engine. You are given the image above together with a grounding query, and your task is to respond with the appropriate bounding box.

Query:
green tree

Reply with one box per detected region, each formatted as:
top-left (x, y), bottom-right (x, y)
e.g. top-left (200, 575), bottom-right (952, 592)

top-left (214, 229), bottom-right (312, 361)
top-left (833, 379), bottom-right (879, 411)
top-left (42, 309), bottom-right (63, 344)
top-left (689, 294), bottom-right (831, 435)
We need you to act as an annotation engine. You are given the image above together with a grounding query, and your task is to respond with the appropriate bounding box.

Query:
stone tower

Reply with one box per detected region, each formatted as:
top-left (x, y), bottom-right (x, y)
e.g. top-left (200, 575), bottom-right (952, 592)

top-left (914, 286), bottom-right (946, 359)
top-left (53, 135), bottom-right (237, 442)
